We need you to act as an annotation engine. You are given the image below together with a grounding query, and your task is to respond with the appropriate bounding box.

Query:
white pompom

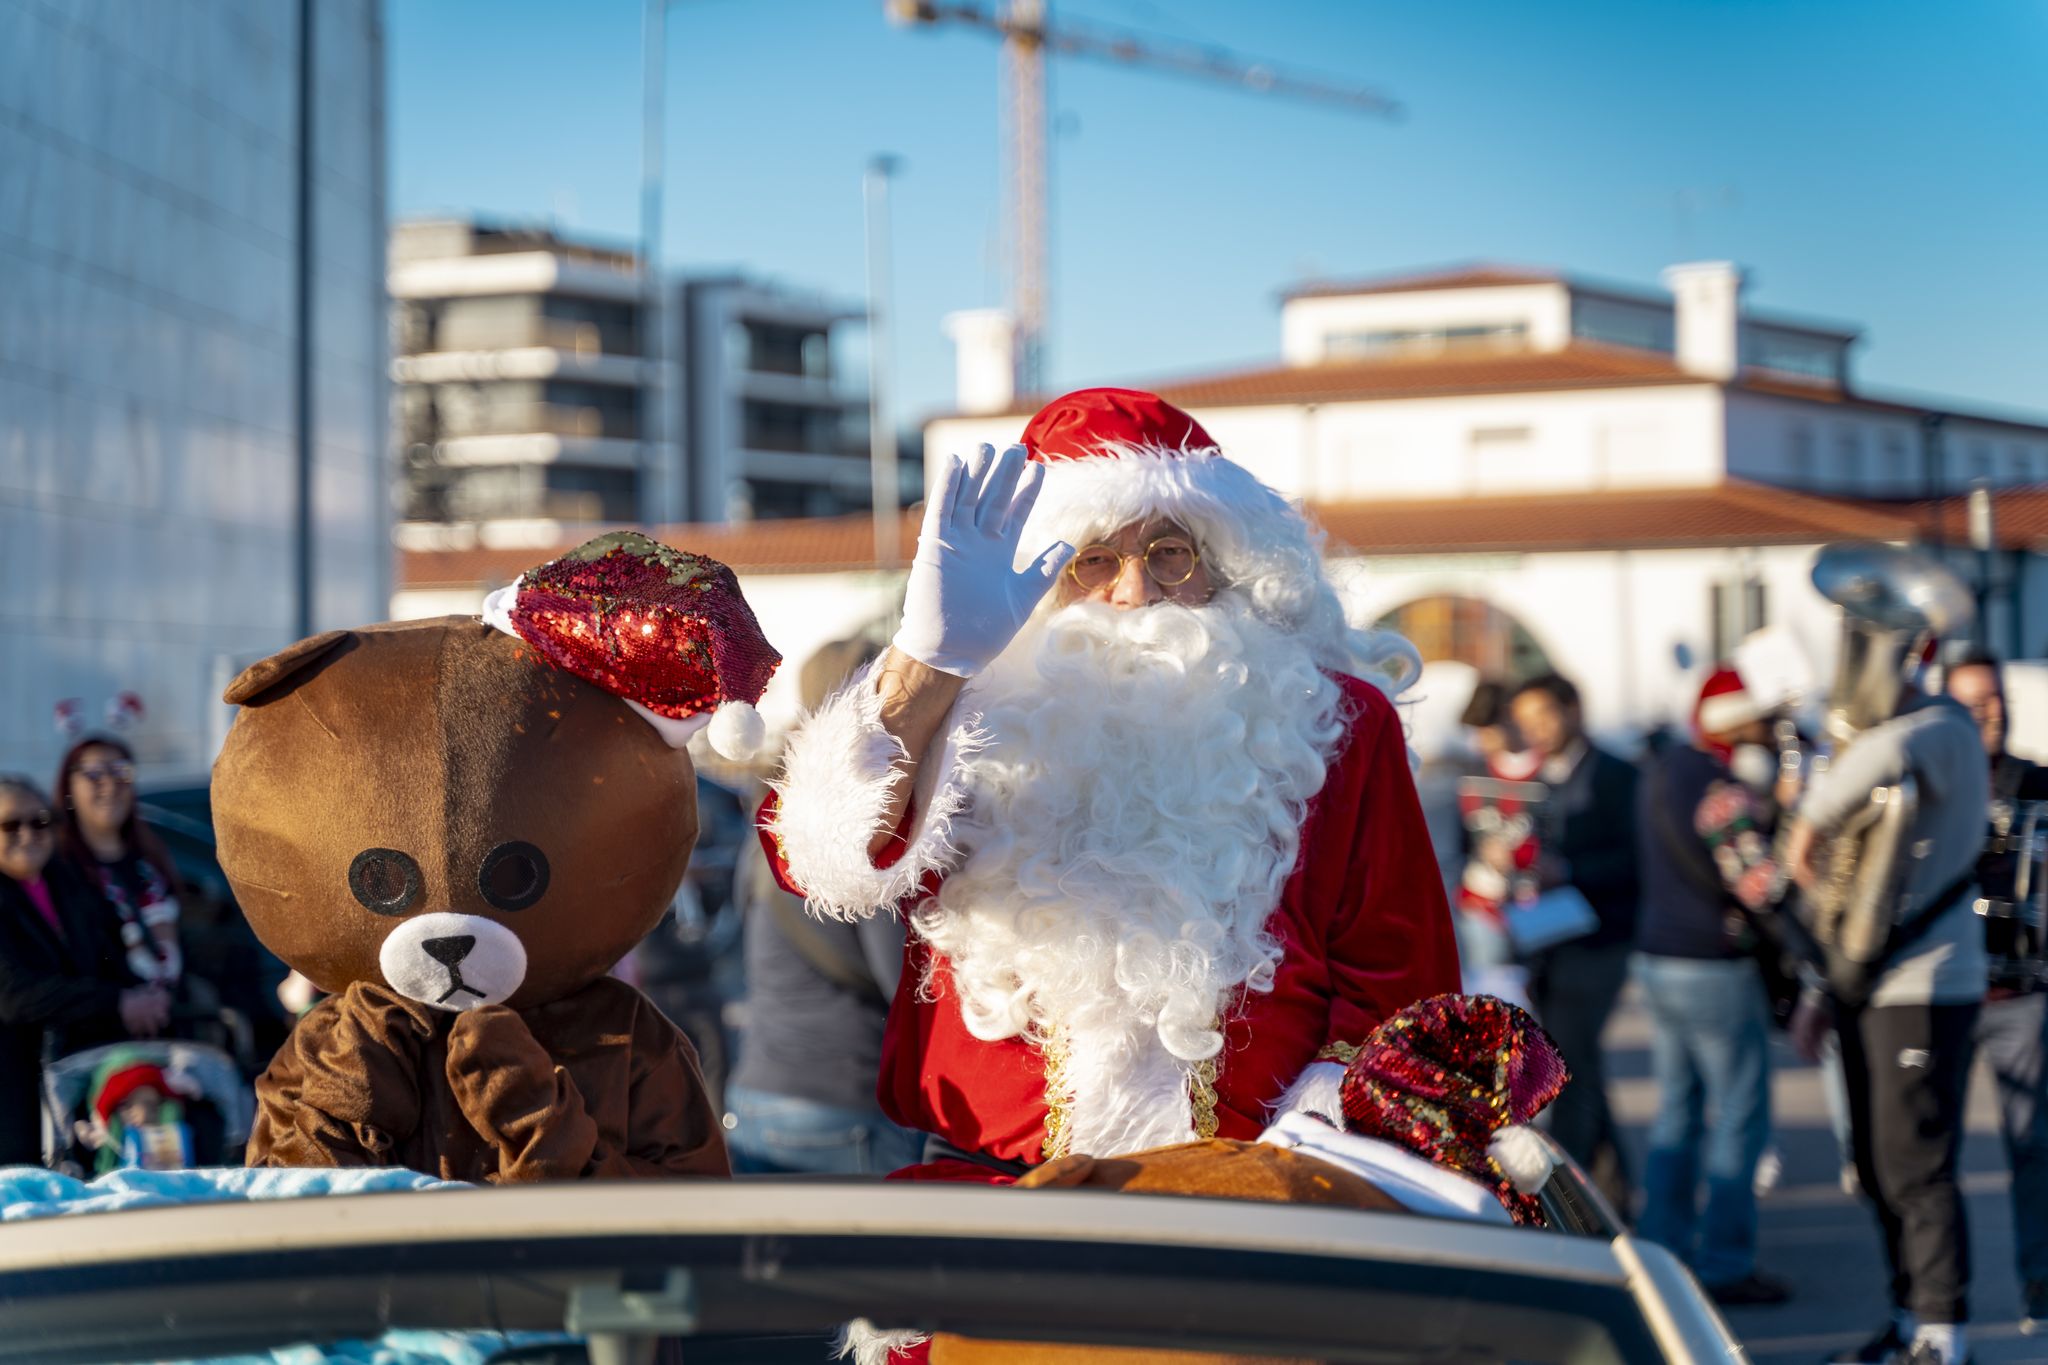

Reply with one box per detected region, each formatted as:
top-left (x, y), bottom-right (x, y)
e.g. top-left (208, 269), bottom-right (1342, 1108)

top-left (707, 700), bottom-right (767, 763)
top-left (1487, 1124), bottom-right (1557, 1195)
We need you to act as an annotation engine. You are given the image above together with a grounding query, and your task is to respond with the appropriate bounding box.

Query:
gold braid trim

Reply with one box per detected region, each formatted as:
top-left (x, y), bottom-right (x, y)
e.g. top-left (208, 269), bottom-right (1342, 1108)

top-left (1314, 1040), bottom-right (1361, 1065)
top-left (1190, 1055), bottom-right (1221, 1139)
top-left (1040, 1025), bottom-right (1224, 1158)
top-left (1040, 1028), bottom-right (1074, 1162)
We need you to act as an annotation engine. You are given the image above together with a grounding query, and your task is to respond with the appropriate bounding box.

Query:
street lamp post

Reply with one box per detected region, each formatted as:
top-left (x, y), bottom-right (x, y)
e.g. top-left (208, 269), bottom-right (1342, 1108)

top-left (640, 0), bottom-right (672, 526)
top-left (864, 155), bottom-right (903, 565)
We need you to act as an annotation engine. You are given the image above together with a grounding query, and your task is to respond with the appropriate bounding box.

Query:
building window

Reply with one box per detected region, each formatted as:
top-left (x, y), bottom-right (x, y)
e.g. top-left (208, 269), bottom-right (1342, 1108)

top-left (1744, 327), bottom-right (1845, 384)
top-left (1710, 577), bottom-right (1768, 661)
top-left (1836, 428), bottom-right (1863, 488)
top-left (1882, 432), bottom-right (1909, 491)
top-left (1324, 322), bottom-right (1527, 361)
top-left (1470, 425), bottom-right (1533, 447)
top-left (1788, 426), bottom-right (1815, 484)
top-left (1571, 295), bottom-right (1675, 353)
top-left (1970, 440), bottom-right (1993, 484)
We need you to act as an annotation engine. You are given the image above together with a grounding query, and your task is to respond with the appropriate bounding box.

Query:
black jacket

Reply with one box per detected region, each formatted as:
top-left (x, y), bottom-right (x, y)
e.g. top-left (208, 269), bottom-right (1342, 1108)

top-left (1544, 744), bottom-right (1643, 947)
top-left (0, 862), bottom-right (136, 1162)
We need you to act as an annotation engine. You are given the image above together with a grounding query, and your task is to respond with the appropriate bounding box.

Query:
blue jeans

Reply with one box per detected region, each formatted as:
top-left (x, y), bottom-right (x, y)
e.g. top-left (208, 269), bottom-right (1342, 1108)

top-left (723, 1084), bottom-right (925, 1176)
top-left (1632, 954), bottom-right (1773, 1286)
top-left (1977, 990), bottom-right (2048, 1287)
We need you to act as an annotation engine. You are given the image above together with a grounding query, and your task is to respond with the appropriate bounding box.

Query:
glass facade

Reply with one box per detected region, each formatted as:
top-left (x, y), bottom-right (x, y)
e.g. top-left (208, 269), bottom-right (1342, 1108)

top-left (0, 0), bottom-right (388, 776)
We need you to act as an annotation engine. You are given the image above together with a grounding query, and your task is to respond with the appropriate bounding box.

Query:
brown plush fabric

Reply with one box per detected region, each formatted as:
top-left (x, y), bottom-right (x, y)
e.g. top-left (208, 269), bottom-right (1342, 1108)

top-left (216, 616), bottom-right (727, 1180)
top-left (921, 1141), bottom-right (1394, 1365)
top-left (247, 978), bottom-right (726, 1181)
top-left (1014, 1138), bottom-right (1404, 1212)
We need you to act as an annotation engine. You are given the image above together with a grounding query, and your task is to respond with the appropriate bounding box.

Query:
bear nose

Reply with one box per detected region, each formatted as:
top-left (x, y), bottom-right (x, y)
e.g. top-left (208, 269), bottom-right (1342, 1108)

top-left (421, 934), bottom-right (476, 968)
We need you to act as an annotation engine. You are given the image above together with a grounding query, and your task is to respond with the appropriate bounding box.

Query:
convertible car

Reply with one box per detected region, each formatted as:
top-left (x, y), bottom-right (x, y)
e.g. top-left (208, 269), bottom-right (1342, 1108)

top-left (0, 1151), bottom-right (1744, 1365)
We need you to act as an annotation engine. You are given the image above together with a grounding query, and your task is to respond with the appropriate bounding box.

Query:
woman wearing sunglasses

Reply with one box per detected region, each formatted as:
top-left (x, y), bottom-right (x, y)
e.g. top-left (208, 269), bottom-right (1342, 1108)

top-left (0, 775), bottom-right (173, 1164)
top-left (54, 736), bottom-right (185, 989)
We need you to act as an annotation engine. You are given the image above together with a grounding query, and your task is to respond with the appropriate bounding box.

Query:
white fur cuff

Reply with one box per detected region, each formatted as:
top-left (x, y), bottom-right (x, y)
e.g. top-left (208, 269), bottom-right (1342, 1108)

top-left (764, 673), bottom-right (978, 921)
top-left (1272, 1060), bottom-right (1347, 1127)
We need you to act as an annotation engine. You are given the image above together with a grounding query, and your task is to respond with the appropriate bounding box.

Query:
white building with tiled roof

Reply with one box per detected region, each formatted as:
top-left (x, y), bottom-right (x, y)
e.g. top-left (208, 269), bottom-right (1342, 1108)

top-left (915, 261), bottom-right (2048, 750)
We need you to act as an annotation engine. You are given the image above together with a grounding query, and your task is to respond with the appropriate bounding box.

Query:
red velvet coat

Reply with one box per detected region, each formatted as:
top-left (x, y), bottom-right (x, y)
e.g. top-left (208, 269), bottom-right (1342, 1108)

top-left (762, 673), bottom-right (1459, 1168)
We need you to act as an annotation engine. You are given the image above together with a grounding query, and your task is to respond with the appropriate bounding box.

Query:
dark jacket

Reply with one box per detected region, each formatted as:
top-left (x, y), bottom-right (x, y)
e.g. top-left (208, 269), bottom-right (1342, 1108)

top-left (1544, 743), bottom-right (1642, 947)
top-left (0, 861), bottom-right (137, 1162)
top-left (1635, 745), bottom-right (1749, 960)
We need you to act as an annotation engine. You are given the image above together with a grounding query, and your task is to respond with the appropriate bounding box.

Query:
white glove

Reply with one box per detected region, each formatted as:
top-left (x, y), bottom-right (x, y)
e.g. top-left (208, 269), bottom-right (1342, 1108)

top-left (892, 444), bottom-right (1074, 678)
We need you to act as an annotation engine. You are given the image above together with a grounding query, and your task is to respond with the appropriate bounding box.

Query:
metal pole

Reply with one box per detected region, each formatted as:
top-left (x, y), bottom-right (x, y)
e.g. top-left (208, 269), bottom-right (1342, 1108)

top-left (1005, 0), bottom-right (1046, 398)
top-left (864, 156), bottom-right (902, 566)
top-left (640, 0), bottom-right (668, 525)
top-left (1970, 479), bottom-right (1995, 649)
top-left (293, 0), bottom-right (314, 638)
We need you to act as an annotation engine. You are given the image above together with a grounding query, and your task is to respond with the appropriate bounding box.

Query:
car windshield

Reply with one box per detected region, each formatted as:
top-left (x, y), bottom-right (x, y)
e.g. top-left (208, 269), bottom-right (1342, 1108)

top-left (0, 1184), bottom-right (1662, 1365)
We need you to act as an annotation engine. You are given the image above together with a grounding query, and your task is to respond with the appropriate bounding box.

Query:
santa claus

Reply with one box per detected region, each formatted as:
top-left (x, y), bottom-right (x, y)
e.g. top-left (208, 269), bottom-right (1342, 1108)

top-left (759, 387), bottom-right (1459, 1177)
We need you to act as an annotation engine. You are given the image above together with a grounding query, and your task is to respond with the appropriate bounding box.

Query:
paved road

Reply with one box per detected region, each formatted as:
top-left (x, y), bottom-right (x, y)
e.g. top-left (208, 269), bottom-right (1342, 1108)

top-left (1602, 984), bottom-right (2047, 1364)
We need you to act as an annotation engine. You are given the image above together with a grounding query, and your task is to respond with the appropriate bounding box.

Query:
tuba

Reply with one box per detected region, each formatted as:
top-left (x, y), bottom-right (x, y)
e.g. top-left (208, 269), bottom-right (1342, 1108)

top-left (1803, 542), bottom-right (1974, 965)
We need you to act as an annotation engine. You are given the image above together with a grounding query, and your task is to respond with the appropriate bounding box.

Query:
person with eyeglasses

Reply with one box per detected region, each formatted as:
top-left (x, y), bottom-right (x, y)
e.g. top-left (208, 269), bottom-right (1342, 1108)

top-left (759, 388), bottom-right (1457, 1190)
top-left (54, 736), bottom-right (184, 989)
top-left (0, 775), bottom-right (173, 1164)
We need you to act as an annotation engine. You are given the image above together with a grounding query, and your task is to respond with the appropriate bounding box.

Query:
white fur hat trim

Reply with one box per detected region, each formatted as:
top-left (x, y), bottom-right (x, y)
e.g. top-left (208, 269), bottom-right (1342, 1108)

top-left (1486, 1123), bottom-right (1558, 1195)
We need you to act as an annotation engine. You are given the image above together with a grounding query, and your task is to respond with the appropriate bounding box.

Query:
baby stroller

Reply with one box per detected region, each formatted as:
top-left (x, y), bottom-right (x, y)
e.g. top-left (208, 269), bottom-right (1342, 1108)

top-left (41, 1040), bottom-right (254, 1176)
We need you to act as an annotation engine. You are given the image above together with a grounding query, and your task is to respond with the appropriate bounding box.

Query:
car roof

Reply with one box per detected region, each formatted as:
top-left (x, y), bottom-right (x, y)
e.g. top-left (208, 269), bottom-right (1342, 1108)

top-left (0, 1180), bottom-right (1622, 1281)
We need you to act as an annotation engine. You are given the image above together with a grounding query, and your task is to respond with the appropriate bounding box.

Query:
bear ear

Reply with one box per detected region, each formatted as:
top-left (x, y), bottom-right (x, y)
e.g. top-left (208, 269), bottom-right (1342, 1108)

top-left (223, 630), bottom-right (355, 705)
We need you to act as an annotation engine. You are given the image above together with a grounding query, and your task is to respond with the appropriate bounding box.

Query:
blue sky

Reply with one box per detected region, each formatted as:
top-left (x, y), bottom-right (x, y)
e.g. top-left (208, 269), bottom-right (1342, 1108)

top-left (389, 0), bottom-right (2047, 429)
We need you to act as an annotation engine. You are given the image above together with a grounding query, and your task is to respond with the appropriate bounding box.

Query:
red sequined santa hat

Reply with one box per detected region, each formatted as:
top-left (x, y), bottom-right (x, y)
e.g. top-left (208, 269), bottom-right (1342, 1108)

top-left (1694, 665), bottom-right (1766, 759)
top-left (1338, 993), bottom-right (1570, 1226)
top-left (482, 531), bottom-right (781, 763)
top-left (1011, 387), bottom-right (1302, 568)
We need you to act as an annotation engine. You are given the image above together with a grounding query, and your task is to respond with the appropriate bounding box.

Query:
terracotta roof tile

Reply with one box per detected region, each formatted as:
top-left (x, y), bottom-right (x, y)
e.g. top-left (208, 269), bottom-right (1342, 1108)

top-left (1280, 264), bottom-right (1561, 300)
top-left (1150, 343), bottom-right (1697, 409)
top-left (399, 510), bottom-right (920, 590)
top-left (1308, 481), bottom-right (1917, 557)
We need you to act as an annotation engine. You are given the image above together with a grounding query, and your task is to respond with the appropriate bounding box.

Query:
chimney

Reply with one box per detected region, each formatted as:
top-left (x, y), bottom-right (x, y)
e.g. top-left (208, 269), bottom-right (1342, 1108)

top-left (943, 308), bottom-right (1016, 415)
top-left (1662, 261), bottom-right (1746, 381)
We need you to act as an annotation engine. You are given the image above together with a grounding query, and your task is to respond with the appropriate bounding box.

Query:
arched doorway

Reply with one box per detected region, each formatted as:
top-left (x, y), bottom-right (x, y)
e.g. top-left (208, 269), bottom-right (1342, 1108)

top-left (1375, 594), bottom-right (1552, 682)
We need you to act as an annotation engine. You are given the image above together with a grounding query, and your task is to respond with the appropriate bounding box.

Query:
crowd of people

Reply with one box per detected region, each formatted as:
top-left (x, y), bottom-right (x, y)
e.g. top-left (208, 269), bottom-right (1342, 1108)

top-left (0, 735), bottom-right (228, 1165)
top-left (1441, 628), bottom-right (2048, 1365)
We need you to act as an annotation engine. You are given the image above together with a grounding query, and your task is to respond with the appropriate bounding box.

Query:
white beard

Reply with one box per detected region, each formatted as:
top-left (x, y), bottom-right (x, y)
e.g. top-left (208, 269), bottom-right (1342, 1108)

top-left (910, 593), bottom-right (1347, 1158)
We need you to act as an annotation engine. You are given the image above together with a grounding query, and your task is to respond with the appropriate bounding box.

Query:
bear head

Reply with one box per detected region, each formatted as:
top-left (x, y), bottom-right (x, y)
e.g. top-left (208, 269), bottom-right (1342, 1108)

top-left (211, 617), bottom-right (701, 1012)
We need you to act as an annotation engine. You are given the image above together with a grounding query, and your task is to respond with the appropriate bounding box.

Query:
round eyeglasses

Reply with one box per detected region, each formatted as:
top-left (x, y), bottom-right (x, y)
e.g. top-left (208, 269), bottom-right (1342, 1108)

top-left (1067, 535), bottom-right (1201, 592)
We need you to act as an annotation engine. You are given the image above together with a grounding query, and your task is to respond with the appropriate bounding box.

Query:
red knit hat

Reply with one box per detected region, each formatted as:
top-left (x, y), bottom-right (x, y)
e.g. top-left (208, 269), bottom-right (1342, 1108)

top-left (1694, 664), bottom-right (1765, 750)
top-left (94, 1062), bottom-right (172, 1122)
top-left (1338, 993), bottom-right (1569, 1225)
top-left (1020, 388), bottom-right (1217, 463)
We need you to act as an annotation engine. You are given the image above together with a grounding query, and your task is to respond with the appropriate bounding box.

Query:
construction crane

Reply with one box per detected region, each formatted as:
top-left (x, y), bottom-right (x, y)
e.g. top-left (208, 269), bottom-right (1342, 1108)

top-left (886, 0), bottom-right (1402, 400)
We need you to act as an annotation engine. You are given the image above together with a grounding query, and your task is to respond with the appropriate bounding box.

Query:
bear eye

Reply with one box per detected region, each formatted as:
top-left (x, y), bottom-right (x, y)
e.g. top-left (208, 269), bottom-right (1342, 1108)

top-left (479, 841), bottom-right (550, 912)
top-left (349, 848), bottom-right (423, 917)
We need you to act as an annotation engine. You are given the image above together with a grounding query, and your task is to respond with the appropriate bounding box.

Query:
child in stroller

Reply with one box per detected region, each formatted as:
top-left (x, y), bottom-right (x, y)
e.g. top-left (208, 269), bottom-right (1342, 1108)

top-left (41, 1041), bottom-right (252, 1176)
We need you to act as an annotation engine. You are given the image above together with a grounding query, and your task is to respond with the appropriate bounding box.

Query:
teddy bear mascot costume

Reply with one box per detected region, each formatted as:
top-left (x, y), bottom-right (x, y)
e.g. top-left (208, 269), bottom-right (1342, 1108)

top-left (215, 531), bottom-right (777, 1183)
top-left (759, 388), bottom-right (1461, 1182)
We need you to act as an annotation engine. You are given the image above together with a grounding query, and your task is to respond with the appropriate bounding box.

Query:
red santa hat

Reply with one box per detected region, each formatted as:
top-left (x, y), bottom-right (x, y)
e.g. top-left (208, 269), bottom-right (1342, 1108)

top-left (482, 531), bottom-right (781, 763)
top-left (1694, 665), bottom-right (1767, 741)
top-left (1337, 993), bottom-right (1570, 1226)
top-left (1011, 388), bottom-right (1287, 554)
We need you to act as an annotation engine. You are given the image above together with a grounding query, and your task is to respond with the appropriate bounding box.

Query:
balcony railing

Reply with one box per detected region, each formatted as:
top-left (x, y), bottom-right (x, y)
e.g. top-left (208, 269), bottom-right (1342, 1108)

top-left (411, 402), bottom-right (640, 443)
top-left (400, 318), bottom-right (641, 358)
